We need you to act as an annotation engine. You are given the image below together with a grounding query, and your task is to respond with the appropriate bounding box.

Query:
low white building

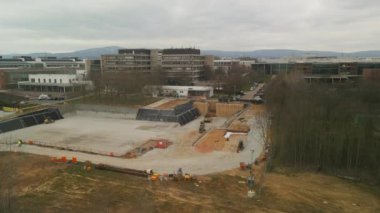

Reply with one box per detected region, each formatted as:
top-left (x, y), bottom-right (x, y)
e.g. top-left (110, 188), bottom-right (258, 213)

top-left (145, 85), bottom-right (214, 98)
top-left (18, 72), bottom-right (93, 93)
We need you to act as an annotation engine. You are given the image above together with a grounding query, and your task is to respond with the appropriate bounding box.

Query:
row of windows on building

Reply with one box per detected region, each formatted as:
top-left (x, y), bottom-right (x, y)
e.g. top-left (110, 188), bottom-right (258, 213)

top-left (30, 78), bottom-right (74, 84)
top-left (103, 56), bottom-right (151, 60)
top-left (162, 61), bottom-right (204, 65)
top-left (105, 62), bottom-right (151, 65)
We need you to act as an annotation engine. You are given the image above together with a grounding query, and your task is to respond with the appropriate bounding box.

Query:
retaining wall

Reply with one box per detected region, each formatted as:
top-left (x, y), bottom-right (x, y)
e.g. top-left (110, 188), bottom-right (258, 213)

top-left (59, 104), bottom-right (138, 119)
top-left (0, 108), bottom-right (63, 134)
top-left (193, 102), bottom-right (209, 115)
top-left (216, 103), bottom-right (245, 117)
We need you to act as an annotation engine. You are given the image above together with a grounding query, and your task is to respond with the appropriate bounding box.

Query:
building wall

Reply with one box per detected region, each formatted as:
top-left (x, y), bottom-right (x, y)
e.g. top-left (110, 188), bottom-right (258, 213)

top-left (213, 59), bottom-right (240, 71)
top-left (253, 61), bottom-right (380, 76)
top-left (239, 60), bottom-right (256, 68)
top-left (28, 74), bottom-right (77, 84)
top-left (101, 49), bottom-right (153, 73)
top-left (100, 48), bottom-right (211, 85)
top-left (161, 49), bottom-right (206, 84)
top-left (363, 68), bottom-right (380, 81)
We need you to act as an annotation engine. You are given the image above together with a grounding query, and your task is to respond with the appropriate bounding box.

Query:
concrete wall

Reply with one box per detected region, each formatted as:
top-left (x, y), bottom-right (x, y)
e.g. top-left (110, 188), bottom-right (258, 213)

top-left (60, 104), bottom-right (138, 120)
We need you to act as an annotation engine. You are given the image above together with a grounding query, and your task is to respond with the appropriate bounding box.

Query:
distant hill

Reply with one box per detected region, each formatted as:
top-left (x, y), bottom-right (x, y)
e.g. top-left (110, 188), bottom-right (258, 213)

top-left (3, 47), bottom-right (380, 59)
top-left (4, 46), bottom-right (122, 59)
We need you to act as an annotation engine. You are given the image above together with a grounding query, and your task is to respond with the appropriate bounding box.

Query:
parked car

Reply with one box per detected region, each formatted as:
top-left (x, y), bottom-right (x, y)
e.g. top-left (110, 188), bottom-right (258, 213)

top-left (38, 94), bottom-right (51, 100)
top-left (218, 95), bottom-right (231, 102)
top-left (252, 96), bottom-right (263, 104)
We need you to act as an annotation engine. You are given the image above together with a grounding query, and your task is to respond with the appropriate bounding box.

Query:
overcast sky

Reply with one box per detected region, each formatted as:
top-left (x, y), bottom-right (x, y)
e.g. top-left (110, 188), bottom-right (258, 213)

top-left (1, 0), bottom-right (380, 54)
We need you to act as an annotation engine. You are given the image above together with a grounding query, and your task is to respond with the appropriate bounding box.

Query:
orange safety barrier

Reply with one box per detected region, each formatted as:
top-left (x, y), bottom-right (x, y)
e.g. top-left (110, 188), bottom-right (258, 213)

top-left (240, 162), bottom-right (247, 170)
top-left (72, 157), bottom-right (77, 163)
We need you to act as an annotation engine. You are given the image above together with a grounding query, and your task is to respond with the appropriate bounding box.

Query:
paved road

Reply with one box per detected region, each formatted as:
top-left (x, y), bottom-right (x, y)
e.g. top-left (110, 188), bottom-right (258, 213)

top-left (240, 83), bottom-right (264, 102)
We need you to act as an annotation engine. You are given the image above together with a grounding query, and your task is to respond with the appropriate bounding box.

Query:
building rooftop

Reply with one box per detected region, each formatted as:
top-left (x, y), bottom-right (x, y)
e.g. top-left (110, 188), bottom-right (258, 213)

top-left (163, 48), bottom-right (200, 55)
top-left (118, 49), bottom-right (152, 55)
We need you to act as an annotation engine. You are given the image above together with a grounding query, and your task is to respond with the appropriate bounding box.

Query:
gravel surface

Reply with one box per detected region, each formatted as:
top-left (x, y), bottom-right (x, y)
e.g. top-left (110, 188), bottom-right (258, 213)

top-left (0, 111), bottom-right (263, 175)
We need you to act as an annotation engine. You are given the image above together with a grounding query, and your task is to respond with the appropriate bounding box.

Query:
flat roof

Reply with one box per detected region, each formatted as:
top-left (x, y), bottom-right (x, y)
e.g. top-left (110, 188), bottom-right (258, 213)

top-left (163, 48), bottom-right (200, 55)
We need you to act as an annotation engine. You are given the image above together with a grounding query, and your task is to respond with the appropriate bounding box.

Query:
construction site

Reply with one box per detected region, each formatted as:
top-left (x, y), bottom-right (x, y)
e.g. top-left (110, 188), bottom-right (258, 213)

top-left (0, 98), bottom-right (264, 175)
top-left (1, 91), bottom-right (380, 212)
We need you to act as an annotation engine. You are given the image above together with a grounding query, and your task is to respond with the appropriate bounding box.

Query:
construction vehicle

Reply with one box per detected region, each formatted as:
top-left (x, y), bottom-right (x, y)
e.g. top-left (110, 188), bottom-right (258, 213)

top-left (203, 117), bottom-right (212, 123)
top-left (184, 173), bottom-right (192, 181)
top-left (44, 116), bottom-right (55, 124)
top-left (150, 173), bottom-right (160, 181)
top-left (199, 121), bottom-right (206, 133)
top-left (237, 140), bottom-right (244, 153)
top-left (83, 161), bottom-right (93, 172)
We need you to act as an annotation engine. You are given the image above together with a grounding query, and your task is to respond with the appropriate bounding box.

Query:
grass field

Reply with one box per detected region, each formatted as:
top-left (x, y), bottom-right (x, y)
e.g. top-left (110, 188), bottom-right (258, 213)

top-left (1, 152), bottom-right (379, 212)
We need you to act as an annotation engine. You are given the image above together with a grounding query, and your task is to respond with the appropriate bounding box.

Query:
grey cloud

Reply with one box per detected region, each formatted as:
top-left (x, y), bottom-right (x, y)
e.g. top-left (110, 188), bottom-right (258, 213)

top-left (0, 0), bottom-right (379, 53)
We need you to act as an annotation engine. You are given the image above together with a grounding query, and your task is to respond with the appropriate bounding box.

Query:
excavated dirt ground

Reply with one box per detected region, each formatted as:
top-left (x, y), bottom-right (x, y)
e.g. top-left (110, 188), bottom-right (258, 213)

top-left (195, 129), bottom-right (246, 153)
top-left (154, 99), bottom-right (189, 109)
top-left (1, 152), bottom-right (379, 212)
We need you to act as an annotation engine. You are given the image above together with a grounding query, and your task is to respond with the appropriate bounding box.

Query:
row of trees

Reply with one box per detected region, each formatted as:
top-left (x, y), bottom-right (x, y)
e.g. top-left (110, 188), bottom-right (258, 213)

top-left (266, 73), bottom-right (380, 181)
top-left (203, 65), bottom-right (257, 95)
top-left (88, 63), bottom-right (271, 99)
top-left (90, 69), bottom-right (165, 97)
top-left (90, 65), bottom-right (259, 97)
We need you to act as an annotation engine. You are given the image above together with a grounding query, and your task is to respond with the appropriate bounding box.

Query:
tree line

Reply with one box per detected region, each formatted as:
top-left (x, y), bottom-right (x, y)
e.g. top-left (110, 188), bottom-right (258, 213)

top-left (265, 73), bottom-right (380, 181)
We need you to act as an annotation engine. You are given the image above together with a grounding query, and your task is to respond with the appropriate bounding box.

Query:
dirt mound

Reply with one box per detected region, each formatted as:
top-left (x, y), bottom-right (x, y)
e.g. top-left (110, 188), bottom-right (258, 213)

top-left (195, 129), bottom-right (226, 153)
